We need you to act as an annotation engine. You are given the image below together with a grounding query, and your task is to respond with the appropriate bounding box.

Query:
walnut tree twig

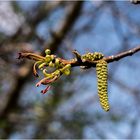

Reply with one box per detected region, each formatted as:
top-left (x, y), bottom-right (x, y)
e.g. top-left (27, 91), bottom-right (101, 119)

top-left (104, 45), bottom-right (140, 63)
top-left (17, 45), bottom-right (140, 112)
top-left (18, 45), bottom-right (140, 68)
top-left (59, 46), bottom-right (140, 67)
top-left (59, 45), bottom-right (140, 67)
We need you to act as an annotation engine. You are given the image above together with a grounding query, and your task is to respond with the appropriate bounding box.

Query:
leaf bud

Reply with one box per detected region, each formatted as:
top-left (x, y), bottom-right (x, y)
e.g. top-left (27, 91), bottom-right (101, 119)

top-left (45, 49), bottom-right (51, 55)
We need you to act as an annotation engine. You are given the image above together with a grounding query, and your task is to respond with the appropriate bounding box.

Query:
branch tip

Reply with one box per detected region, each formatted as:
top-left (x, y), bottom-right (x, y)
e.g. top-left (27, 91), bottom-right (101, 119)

top-left (72, 49), bottom-right (82, 62)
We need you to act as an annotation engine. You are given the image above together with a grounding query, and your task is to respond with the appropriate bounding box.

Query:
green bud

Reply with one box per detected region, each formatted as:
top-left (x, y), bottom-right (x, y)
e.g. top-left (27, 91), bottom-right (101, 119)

top-left (54, 70), bottom-right (60, 76)
top-left (43, 69), bottom-right (50, 77)
top-left (38, 62), bottom-right (46, 69)
top-left (63, 69), bottom-right (70, 75)
top-left (60, 64), bottom-right (71, 75)
top-left (45, 49), bottom-right (51, 55)
top-left (45, 55), bottom-right (52, 63)
top-left (55, 58), bottom-right (60, 66)
top-left (64, 64), bottom-right (71, 69)
top-left (59, 62), bottom-right (64, 68)
top-left (50, 55), bottom-right (55, 60)
top-left (49, 61), bottom-right (55, 67)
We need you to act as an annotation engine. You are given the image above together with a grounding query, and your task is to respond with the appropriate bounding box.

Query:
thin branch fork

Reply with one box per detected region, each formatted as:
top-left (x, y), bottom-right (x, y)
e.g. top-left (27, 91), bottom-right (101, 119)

top-left (18, 46), bottom-right (140, 67)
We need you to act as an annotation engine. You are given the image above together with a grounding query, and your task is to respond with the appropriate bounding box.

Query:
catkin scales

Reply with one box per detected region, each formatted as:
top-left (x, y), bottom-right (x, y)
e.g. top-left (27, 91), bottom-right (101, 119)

top-left (96, 60), bottom-right (109, 111)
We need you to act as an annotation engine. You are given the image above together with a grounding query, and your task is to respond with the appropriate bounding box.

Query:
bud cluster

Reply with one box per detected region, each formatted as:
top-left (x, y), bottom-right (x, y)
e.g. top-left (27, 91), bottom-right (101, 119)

top-left (81, 52), bottom-right (104, 62)
top-left (18, 50), bottom-right (110, 111)
top-left (34, 49), bottom-right (71, 94)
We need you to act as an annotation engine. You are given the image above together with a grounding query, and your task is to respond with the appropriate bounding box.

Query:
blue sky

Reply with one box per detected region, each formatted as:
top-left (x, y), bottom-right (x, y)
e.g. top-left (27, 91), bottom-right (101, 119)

top-left (6, 1), bottom-right (140, 138)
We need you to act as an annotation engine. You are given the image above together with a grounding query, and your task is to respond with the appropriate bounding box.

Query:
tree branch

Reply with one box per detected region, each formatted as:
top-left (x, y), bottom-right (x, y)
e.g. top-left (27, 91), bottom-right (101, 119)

top-left (104, 45), bottom-right (140, 63)
top-left (72, 45), bottom-right (140, 67)
top-left (19, 46), bottom-right (140, 68)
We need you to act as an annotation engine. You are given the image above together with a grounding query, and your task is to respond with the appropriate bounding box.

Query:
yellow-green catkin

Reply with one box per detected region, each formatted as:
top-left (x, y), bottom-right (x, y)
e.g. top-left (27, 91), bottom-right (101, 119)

top-left (82, 52), bottom-right (104, 61)
top-left (96, 60), bottom-right (109, 111)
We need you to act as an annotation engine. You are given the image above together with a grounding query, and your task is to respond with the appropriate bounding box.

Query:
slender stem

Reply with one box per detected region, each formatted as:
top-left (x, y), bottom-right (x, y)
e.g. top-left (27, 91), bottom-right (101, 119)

top-left (104, 46), bottom-right (140, 63)
top-left (18, 52), bottom-right (45, 61)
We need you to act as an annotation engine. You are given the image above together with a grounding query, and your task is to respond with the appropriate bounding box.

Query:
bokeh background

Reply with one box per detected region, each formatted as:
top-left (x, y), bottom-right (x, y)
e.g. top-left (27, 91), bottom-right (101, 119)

top-left (0, 1), bottom-right (140, 139)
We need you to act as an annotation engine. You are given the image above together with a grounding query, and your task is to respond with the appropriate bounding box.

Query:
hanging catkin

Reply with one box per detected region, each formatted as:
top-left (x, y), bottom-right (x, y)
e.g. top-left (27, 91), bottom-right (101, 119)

top-left (96, 60), bottom-right (109, 111)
